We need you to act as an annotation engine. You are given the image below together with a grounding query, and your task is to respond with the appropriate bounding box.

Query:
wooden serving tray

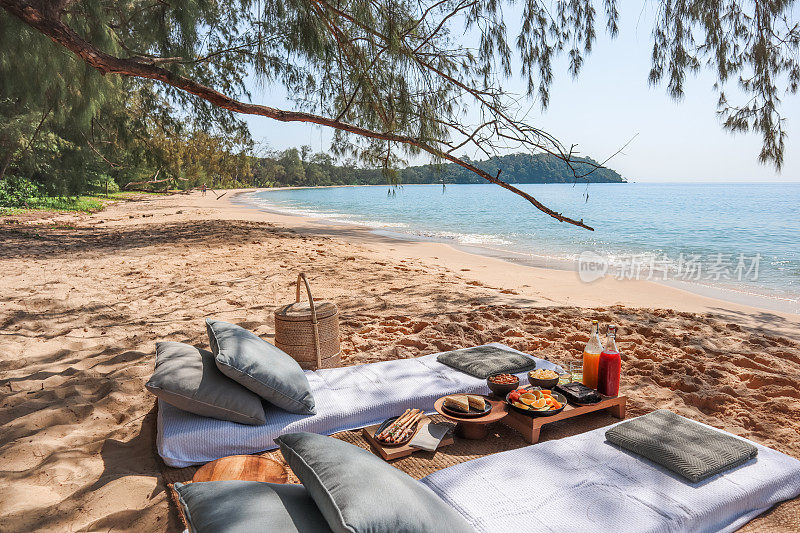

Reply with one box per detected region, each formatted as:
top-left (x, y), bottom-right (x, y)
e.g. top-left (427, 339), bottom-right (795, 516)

top-left (501, 394), bottom-right (627, 444)
top-left (192, 455), bottom-right (288, 483)
top-left (363, 419), bottom-right (454, 461)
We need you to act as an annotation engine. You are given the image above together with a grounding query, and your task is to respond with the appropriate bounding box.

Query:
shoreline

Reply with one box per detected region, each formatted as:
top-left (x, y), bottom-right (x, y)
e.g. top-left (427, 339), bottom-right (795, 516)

top-left (235, 188), bottom-right (800, 320)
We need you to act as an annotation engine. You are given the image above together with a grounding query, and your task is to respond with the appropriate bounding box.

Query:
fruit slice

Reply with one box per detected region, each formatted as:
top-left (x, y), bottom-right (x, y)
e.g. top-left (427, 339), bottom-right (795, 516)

top-left (520, 396), bottom-right (535, 406)
top-left (512, 401), bottom-right (530, 410)
top-left (531, 398), bottom-right (548, 409)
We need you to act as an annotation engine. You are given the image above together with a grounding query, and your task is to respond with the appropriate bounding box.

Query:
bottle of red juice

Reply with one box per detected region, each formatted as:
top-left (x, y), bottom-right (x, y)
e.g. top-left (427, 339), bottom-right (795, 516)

top-left (598, 324), bottom-right (622, 396)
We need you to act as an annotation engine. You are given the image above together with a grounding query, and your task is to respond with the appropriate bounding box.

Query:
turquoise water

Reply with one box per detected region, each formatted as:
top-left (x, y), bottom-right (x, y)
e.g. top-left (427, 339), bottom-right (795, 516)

top-left (247, 183), bottom-right (800, 313)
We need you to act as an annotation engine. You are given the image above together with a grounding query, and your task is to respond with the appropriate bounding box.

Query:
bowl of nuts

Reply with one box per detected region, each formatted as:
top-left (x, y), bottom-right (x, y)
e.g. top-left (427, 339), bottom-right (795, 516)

top-left (487, 373), bottom-right (520, 396)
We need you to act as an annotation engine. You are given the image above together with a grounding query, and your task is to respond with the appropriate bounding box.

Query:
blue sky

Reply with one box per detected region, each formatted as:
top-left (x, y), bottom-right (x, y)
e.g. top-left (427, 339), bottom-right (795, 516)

top-left (243, 1), bottom-right (799, 182)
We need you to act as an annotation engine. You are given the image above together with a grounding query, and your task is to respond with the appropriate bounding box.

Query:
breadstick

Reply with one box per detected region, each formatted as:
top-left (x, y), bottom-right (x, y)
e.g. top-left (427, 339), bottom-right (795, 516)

top-left (384, 409), bottom-right (419, 442)
top-left (388, 409), bottom-right (416, 435)
top-left (388, 411), bottom-right (423, 443)
top-left (392, 413), bottom-right (422, 443)
top-left (377, 410), bottom-right (409, 440)
top-left (397, 424), bottom-right (417, 442)
top-left (376, 409), bottom-right (411, 440)
top-left (386, 410), bottom-right (419, 440)
top-left (395, 412), bottom-right (424, 442)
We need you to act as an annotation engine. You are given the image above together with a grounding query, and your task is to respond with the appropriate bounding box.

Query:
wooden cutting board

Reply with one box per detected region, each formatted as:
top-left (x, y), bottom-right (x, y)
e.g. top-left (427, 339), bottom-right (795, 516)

top-left (192, 455), bottom-right (288, 483)
top-left (362, 419), bottom-right (454, 461)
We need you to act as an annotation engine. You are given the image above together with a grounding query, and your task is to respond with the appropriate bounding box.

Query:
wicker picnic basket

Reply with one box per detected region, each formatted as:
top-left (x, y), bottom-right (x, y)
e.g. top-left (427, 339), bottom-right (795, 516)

top-left (274, 273), bottom-right (340, 370)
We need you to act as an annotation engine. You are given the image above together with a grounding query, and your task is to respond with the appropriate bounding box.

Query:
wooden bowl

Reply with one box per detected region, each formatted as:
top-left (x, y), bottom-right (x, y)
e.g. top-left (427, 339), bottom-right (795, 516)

top-left (527, 373), bottom-right (559, 390)
top-left (486, 375), bottom-right (519, 396)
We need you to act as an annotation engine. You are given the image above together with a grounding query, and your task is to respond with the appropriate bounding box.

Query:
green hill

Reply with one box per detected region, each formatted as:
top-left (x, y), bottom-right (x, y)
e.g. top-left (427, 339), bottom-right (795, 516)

top-left (394, 153), bottom-right (625, 184)
top-left (253, 150), bottom-right (625, 187)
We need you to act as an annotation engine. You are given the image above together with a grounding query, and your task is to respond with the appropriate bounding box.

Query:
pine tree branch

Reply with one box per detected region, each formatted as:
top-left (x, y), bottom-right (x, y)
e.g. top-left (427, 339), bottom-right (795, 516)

top-left (1, 0), bottom-right (594, 230)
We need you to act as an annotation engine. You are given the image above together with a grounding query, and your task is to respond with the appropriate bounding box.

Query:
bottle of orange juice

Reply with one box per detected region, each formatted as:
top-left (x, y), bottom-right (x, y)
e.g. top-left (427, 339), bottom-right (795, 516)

top-left (582, 320), bottom-right (602, 389)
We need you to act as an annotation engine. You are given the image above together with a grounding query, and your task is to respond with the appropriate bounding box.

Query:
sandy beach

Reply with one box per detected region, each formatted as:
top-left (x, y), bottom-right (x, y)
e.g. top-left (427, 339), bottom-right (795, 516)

top-left (1, 189), bottom-right (799, 531)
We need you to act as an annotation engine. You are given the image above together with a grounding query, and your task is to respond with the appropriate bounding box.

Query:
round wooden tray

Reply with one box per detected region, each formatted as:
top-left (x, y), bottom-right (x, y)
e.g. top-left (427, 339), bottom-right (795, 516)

top-left (192, 455), bottom-right (288, 484)
top-left (433, 395), bottom-right (508, 440)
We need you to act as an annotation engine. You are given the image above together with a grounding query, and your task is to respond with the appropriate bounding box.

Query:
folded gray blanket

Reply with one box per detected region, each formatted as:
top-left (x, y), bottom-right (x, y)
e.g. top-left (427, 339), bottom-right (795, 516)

top-left (436, 345), bottom-right (537, 378)
top-left (605, 410), bottom-right (758, 483)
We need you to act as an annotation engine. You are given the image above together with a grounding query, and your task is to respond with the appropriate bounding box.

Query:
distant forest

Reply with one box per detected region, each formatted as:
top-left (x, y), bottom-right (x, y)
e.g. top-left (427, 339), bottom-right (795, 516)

top-left (1, 130), bottom-right (624, 207)
top-left (254, 149), bottom-right (625, 187)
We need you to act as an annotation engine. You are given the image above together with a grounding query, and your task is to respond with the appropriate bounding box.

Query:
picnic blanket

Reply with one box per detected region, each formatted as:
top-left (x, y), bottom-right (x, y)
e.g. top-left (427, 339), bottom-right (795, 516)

top-left (157, 343), bottom-right (562, 467)
top-left (421, 414), bottom-right (800, 533)
top-left (605, 409), bottom-right (758, 482)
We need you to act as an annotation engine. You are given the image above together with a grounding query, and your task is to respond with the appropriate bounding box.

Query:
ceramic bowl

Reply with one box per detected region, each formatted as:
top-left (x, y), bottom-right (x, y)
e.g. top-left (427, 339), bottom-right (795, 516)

top-left (486, 374), bottom-right (520, 396)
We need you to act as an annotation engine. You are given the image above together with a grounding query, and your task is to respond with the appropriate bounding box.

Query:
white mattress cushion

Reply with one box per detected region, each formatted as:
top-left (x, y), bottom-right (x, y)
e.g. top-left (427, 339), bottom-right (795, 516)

top-left (158, 343), bottom-right (560, 467)
top-left (420, 416), bottom-right (800, 533)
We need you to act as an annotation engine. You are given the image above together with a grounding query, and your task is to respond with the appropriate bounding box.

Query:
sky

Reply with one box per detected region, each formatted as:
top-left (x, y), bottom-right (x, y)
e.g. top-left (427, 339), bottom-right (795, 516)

top-left (243, 1), bottom-right (799, 183)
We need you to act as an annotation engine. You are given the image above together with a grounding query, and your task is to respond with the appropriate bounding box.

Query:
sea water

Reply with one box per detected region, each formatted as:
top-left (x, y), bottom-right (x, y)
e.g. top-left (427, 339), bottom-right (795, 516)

top-left (245, 183), bottom-right (800, 314)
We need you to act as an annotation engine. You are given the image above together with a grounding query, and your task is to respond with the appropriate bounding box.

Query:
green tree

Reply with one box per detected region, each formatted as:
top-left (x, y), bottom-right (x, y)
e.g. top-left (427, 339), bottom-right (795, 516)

top-left (0, 2), bottom-right (253, 198)
top-left (2, 0), bottom-right (797, 228)
top-left (279, 149), bottom-right (307, 186)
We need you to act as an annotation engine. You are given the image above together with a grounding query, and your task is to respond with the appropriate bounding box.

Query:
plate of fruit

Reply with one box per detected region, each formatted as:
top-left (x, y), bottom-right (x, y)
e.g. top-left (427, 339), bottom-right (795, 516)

top-left (505, 386), bottom-right (567, 417)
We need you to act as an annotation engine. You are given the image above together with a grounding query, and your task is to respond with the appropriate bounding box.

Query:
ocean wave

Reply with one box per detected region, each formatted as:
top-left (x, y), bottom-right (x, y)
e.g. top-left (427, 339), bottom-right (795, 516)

top-left (403, 229), bottom-right (514, 246)
top-left (248, 197), bottom-right (344, 220)
top-left (248, 196), bottom-right (410, 229)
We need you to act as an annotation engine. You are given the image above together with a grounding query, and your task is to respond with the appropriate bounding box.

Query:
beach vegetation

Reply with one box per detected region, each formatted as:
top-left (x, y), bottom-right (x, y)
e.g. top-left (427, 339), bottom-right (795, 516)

top-left (0, 194), bottom-right (104, 214)
top-left (0, 184), bottom-right (159, 214)
top-left (0, 176), bottom-right (40, 207)
top-left (22, 196), bottom-right (106, 212)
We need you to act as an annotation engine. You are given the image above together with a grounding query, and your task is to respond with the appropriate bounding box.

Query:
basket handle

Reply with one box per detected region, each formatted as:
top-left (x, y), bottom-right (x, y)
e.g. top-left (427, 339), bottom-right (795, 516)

top-left (295, 273), bottom-right (318, 324)
top-left (295, 273), bottom-right (321, 367)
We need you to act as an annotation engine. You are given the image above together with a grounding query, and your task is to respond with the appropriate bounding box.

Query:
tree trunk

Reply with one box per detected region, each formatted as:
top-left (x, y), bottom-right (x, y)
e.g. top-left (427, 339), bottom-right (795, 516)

top-left (0, 147), bottom-right (13, 182)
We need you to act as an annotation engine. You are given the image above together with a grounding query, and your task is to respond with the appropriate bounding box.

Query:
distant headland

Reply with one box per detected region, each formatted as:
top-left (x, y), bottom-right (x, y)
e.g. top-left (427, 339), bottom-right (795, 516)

top-left (253, 151), bottom-right (626, 187)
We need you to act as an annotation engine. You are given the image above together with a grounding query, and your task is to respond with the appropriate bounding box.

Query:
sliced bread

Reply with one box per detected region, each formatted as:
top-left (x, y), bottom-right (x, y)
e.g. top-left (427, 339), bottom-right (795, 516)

top-left (466, 395), bottom-right (486, 410)
top-left (443, 394), bottom-right (470, 412)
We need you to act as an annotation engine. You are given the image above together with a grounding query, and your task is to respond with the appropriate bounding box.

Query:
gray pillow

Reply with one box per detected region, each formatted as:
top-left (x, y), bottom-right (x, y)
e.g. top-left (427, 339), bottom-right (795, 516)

top-left (436, 345), bottom-right (537, 378)
top-left (605, 410), bottom-right (758, 483)
top-left (207, 319), bottom-right (316, 415)
top-left (174, 480), bottom-right (333, 533)
top-left (146, 342), bottom-right (266, 425)
top-left (276, 432), bottom-right (475, 533)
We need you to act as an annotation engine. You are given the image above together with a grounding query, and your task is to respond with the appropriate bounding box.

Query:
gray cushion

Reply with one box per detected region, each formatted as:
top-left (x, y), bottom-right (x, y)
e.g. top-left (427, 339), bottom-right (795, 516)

top-left (145, 342), bottom-right (266, 425)
top-left (605, 410), bottom-right (758, 483)
top-left (276, 432), bottom-right (475, 533)
top-left (206, 320), bottom-right (316, 415)
top-left (174, 480), bottom-right (332, 533)
top-left (436, 345), bottom-right (537, 378)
